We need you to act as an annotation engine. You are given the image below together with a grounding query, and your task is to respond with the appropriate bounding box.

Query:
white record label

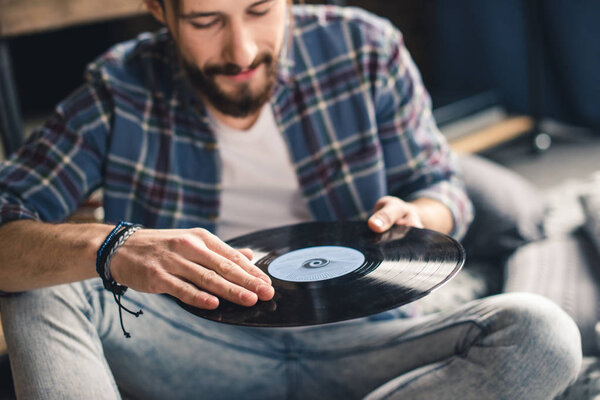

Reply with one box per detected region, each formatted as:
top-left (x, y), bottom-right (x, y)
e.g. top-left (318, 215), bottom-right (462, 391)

top-left (268, 246), bottom-right (365, 282)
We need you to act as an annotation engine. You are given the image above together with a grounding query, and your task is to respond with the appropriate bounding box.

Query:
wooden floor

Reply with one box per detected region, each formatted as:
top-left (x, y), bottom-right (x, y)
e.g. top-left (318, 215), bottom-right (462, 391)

top-left (450, 116), bottom-right (534, 154)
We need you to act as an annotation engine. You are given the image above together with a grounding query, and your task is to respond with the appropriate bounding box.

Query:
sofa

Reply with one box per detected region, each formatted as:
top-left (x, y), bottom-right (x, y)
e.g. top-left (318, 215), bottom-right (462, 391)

top-left (416, 154), bottom-right (600, 399)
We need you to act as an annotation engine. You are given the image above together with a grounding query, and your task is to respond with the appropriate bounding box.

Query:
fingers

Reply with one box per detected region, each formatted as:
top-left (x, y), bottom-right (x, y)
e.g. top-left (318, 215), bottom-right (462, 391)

top-left (368, 196), bottom-right (400, 232)
top-left (203, 233), bottom-right (271, 285)
top-left (160, 273), bottom-right (220, 309)
top-left (111, 228), bottom-right (273, 309)
top-left (163, 253), bottom-right (270, 307)
top-left (368, 196), bottom-right (424, 233)
top-left (169, 230), bottom-right (273, 304)
top-left (190, 249), bottom-right (274, 303)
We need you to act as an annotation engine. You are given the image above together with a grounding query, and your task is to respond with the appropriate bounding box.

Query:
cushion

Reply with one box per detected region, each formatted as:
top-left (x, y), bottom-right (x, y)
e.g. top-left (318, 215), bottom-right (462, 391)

top-left (504, 234), bottom-right (600, 356)
top-left (458, 154), bottom-right (546, 261)
top-left (555, 357), bottom-right (600, 400)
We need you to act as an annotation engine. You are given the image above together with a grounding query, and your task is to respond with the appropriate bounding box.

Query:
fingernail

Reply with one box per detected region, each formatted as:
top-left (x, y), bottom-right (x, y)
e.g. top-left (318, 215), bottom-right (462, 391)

top-left (372, 218), bottom-right (384, 228)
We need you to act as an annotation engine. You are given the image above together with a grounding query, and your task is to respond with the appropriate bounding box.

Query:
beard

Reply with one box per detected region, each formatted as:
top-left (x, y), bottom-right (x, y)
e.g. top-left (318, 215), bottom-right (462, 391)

top-left (180, 52), bottom-right (278, 118)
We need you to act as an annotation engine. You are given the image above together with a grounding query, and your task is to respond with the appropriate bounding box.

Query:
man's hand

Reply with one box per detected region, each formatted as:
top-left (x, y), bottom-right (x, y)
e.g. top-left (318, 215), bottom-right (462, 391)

top-left (109, 228), bottom-right (274, 310)
top-left (367, 196), bottom-right (424, 233)
top-left (368, 196), bottom-right (454, 235)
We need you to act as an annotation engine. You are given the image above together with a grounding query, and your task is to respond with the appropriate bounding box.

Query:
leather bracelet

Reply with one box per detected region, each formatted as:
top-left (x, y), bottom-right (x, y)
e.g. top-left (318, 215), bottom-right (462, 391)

top-left (96, 221), bottom-right (135, 292)
top-left (96, 221), bottom-right (144, 337)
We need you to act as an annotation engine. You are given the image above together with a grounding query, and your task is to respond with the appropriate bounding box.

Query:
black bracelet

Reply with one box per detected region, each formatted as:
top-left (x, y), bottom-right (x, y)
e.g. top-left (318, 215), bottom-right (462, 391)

top-left (97, 222), bottom-right (131, 292)
top-left (96, 221), bottom-right (144, 337)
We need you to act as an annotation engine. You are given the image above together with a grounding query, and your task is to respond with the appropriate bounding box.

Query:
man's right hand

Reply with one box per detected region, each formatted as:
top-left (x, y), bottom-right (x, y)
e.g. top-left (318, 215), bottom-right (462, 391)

top-left (109, 228), bottom-right (274, 309)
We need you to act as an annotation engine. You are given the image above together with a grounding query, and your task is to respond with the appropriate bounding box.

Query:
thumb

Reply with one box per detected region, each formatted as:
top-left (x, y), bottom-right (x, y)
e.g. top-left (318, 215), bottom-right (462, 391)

top-left (368, 208), bottom-right (395, 233)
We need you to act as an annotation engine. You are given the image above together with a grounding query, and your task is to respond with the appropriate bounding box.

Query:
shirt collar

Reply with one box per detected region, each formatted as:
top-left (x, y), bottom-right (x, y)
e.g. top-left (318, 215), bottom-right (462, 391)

top-left (276, 8), bottom-right (296, 85)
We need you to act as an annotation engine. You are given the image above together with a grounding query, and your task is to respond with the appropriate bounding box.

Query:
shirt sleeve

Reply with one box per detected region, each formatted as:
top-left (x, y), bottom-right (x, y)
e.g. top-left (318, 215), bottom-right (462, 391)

top-left (373, 24), bottom-right (473, 240)
top-left (0, 79), bottom-right (112, 227)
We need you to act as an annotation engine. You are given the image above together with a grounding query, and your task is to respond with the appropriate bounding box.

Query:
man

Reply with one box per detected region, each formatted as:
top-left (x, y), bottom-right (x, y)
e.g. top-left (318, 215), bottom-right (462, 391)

top-left (0, 0), bottom-right (581, 399)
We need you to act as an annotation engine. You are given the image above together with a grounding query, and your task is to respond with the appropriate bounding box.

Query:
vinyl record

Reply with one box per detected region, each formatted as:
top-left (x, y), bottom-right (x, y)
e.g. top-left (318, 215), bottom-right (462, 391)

top-left (177, 222), bottom-right (465, 327)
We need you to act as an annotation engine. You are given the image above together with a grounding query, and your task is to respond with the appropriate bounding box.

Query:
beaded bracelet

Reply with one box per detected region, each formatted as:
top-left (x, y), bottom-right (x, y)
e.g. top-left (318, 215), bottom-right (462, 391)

top-left (96, 221), bottom-right (144, 338)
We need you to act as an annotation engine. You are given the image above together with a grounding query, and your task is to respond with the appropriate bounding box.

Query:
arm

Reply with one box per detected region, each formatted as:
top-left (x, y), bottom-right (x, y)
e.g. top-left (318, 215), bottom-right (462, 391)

top-left (369, 21), bottom-right (473, 238)
top-left (0, 80), bottom-right (272, 308)
top-left (0, 219), bottom-right (273, 308)
top-left (0, 220), bottom-right (111, 291)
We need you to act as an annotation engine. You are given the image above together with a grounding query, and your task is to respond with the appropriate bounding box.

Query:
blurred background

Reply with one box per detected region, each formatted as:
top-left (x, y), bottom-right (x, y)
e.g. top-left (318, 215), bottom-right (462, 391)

top-left (1, 0), bottom-right (599, 164)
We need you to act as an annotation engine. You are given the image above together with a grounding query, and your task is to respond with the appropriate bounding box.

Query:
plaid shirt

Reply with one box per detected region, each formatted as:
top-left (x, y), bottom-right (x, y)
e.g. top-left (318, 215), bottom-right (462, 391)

top-left (0, 6), bottom-right (473, 239)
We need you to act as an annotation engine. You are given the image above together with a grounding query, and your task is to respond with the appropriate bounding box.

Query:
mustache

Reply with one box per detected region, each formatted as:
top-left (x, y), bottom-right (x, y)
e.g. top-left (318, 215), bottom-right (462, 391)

top-left (203, 53), bottom-right (274, 76)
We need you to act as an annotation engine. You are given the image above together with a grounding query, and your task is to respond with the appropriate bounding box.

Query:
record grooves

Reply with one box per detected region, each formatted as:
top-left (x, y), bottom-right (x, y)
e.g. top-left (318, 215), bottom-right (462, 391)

top-left (177, 222), bottom-right (465, 327)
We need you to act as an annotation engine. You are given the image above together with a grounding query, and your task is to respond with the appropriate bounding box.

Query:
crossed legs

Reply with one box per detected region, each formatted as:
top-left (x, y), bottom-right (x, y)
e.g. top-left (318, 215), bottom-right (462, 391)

top-left (0, 280), bottom-right (582, 399)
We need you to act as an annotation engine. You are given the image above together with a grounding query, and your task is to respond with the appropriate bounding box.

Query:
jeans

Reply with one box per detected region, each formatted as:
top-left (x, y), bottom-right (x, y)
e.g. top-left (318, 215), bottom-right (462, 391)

top-left (0, 279), bottom-right (582, 400)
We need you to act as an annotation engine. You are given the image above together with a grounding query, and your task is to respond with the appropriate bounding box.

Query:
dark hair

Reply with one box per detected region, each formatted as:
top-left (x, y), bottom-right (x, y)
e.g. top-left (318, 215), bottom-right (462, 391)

top-left (156, 0), bottom-right (180, 16)
top-left (152, 0), bottom-right (180, 31)
top-left (156, 0), bottom-right (295, 32)
top-left (157, 0), bottom-right (296, 11)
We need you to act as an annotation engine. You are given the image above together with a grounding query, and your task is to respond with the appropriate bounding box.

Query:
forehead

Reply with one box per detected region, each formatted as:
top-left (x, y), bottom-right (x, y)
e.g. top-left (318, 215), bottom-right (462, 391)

top-left (177, 0), bottom-right (283, 12)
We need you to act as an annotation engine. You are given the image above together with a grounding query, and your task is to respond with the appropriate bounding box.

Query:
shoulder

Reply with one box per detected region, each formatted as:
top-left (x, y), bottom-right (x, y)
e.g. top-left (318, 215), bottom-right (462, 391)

top-left (291, 5), bottom-right (401, 50)
top-left (84, 29), bottom-right (175, 100)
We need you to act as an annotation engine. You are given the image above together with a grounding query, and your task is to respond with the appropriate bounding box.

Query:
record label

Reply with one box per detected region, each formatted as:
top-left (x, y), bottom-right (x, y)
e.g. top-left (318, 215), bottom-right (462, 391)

top-left (267, 246), bottom-right (366, 282)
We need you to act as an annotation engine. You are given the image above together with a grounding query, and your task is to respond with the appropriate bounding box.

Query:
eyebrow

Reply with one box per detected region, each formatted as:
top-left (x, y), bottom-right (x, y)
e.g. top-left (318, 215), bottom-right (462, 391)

top-left (249, 0), bottom-right (274, 8)
top-left (179, 0), bottom-right (274, 19)
top-left (179, 11), bottom-right (218, 20)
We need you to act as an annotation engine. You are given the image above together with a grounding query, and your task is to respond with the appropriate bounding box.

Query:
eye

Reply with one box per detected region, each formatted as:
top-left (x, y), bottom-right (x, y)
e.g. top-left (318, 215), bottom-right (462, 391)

top-left (189, 17), bottom-right (221, 29)
top-left (248, 8), bottom-right (270, 17)
top-left (248, 1), bottom-right (272, 16)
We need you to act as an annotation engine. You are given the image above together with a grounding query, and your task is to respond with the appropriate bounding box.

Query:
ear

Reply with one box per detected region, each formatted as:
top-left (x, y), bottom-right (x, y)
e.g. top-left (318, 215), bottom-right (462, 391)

top-left (144, 0), bottom-right (167, 25)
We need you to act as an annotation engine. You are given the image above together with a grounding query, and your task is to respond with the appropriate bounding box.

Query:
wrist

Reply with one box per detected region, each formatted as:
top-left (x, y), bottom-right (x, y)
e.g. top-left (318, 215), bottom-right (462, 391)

top-left (38, 222), bottom-right (117, 283)
top-left (77, 223), bottom-right (117, 273)
top-left (410, 198), bottom-right (453, 234)
top-left (96, 222), bottom-right (143, 291)
top-left (95, 221), bottom-right (145, 338)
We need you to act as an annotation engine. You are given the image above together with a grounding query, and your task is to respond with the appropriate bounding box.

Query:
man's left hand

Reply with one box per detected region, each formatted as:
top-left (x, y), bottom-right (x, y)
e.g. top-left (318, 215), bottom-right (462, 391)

top-left (367, 196), bottom-right (424, 233)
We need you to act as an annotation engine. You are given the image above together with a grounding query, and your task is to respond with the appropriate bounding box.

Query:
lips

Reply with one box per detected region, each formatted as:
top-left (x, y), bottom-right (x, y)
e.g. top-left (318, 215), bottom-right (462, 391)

top-left (227, 66), bottom-right (260, 82)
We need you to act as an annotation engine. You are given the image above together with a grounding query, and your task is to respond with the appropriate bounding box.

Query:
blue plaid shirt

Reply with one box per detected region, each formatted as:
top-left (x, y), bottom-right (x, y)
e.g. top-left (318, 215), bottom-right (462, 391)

top-left (0, 6), bottom-right (473, 239)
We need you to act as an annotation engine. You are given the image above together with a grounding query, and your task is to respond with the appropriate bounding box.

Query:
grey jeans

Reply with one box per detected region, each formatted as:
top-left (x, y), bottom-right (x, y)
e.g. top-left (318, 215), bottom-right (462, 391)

top-left (0, 279), bottom-right (582, 399)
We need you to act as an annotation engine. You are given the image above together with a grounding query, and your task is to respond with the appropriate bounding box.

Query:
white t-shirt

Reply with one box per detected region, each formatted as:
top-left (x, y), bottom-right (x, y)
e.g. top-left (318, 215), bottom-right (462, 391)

top-left (210, 105), bottom-right (312, 241)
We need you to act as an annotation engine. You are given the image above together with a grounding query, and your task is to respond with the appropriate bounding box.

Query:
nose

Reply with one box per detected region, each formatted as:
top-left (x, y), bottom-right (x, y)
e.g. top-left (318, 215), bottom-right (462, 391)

top-left (223, 18), bottom-right (258, 69)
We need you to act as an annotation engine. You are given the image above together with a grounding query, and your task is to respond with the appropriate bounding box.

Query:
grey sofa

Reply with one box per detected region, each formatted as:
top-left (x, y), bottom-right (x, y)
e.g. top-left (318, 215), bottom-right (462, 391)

top-left (421, 154), bottom-right (600, 399)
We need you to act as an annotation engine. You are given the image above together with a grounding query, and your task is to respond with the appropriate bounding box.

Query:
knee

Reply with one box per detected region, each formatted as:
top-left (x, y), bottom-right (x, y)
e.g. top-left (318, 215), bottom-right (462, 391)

top-left (491, 293), bottom-right (582, 385)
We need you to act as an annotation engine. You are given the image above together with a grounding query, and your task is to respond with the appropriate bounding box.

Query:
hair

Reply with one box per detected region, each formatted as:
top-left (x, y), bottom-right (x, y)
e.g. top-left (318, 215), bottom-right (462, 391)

top-left (153, 0), bottom-right (297, 37)
top-left (155, 0), bottom-right (298, 14)
top-left (156, 0), bottom-right (179, 16)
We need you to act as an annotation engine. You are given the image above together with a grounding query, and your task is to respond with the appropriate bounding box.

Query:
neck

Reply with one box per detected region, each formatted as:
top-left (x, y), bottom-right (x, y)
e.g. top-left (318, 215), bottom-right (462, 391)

top-left (207, 105), bottom-right (263, 131)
